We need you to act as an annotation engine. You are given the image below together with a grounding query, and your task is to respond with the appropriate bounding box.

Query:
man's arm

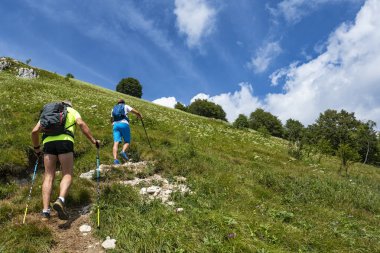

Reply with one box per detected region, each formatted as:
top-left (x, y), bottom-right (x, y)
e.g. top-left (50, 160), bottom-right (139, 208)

top-left (31, 122), bottom-right (42, 154)
top-left (76, 118), bottom-right (99, 146)
top-left (131, 108), bottom-right (142, 119)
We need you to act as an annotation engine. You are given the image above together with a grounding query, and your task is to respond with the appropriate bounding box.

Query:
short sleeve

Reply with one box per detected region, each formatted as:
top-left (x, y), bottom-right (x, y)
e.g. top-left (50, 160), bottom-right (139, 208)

top-left (68, 107), bottom-right (81, 120)
top-left (124, 105), bottom-right (133, 113)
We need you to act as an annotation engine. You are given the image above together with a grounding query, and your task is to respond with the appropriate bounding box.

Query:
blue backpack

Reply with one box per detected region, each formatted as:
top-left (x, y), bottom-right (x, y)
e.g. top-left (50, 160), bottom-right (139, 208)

top-left (112, 104), bottom-right (128, 122)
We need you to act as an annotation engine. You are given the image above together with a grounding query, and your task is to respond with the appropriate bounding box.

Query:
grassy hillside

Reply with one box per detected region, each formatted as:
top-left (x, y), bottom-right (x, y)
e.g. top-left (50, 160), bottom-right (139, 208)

top-left (0, 59), bottom-right (380, 252)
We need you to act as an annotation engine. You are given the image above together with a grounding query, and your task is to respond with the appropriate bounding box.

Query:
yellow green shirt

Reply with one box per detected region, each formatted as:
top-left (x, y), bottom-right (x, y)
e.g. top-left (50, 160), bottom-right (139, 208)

top-left (42, 107), bottom-right (81, 144)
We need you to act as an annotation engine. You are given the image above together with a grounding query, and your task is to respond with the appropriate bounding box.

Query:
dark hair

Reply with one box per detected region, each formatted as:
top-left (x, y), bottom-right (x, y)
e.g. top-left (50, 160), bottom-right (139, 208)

top-left (117, 99), bottom-right (125, 104)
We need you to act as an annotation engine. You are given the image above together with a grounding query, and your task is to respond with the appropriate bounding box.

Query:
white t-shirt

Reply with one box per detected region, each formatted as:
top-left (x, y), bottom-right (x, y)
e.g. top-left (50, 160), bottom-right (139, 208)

top-left (111, 104), bottom-right (133, 125)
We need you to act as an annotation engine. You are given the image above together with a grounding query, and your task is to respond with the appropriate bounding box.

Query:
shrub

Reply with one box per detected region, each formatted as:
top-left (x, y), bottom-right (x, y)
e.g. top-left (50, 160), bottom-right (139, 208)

top-left (233, 114), bottom-right (249, 129)
top-left (174, 102), bottom-right (187, 112)
top-left (116, 77), bottom-right (143, 98)
top-left (188, 99), bottom-right (226, 121)
top-left (249, 108), bottom-right (283, 138)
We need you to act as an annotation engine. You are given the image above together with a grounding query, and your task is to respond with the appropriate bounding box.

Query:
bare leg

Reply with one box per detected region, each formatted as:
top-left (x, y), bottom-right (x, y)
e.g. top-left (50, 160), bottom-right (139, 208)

top-left (42, 154), bottom-right (57, 210)
top-left (113, 142), bottom-right (119, 159)
top-left (122, 142), bottom-right (129, 153)
top-left (57, 152), bottom-right (74, 199)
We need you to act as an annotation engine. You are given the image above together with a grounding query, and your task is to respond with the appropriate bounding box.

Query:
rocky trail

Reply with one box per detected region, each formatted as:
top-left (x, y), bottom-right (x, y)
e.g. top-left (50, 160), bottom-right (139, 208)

top-left (20, 160), bottom-right (191, 252)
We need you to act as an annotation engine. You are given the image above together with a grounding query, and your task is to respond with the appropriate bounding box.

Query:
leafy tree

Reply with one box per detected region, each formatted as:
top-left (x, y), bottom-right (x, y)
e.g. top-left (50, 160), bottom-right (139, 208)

top-left (65, 73), bottom-right (74, 79)
top-left (337, 143), bottom-right (360, 175)
top-left (285, 119), bottom-right (305, 159)
top-left (233, 114), bottom-right (249, 129)
top-left (257, 126), bottom-right (271, 138)
top-left (308, 109), bottom-right (379, 172)
top-left (188, 99), bottom-right (226, 121)
top-left (249, 108), bottom-right (283, 138)
top-left (116, 77), bottom-right (143, 98)
top-left (284, 119), bottom-right (304, 142)
top-left (356, 120), bottom-right (378, 164)
top-left (315, 138), bottom-right (334, 162)
top-left (25, 59), bottom-right (31, 65)
top-left (175, 102), bottom-right (187, 112)
top-left (310, 109), bottom-right (359, 151)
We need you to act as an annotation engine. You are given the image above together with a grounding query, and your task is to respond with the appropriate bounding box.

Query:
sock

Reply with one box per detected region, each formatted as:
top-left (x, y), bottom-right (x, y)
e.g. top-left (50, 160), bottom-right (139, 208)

top-left (58, 196), bottom-right (65, 203)
top-left (42, 209), bottom-right (50, 213)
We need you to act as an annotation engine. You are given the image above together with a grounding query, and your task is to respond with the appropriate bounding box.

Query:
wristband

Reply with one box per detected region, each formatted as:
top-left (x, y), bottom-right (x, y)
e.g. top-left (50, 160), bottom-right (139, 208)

top-left (34, 145), bottom-right (40, 149)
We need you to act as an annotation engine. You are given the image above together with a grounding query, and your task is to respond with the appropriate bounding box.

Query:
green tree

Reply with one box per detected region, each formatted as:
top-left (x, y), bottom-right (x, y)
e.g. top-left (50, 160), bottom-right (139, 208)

top-left (356, 120), bottom-right (378, 164)
top-left (65, 73), bottom-right (74, 79)
top-left (249, 108), bottom-right (283, 138)
top-left (25, 59), bottom-right (31, 65)
top-left (337, 143), bottom-right (360, 175)
top-left (308, 109), bottom-right (379, 172)
top-left (310, 109), bottom-right (359, 151)
top-left (285, 119), bottom-right (305, 159)
top-left (233, 114), bottom-right (249, 129)
top-left (284, 119), bottom-right (304, 142)
top-left (116, 77), bottom-right (143, 98)
top-left (174, 102), bottom-right (187, 112)
top-left (188, 99), bottom-right (226, 121)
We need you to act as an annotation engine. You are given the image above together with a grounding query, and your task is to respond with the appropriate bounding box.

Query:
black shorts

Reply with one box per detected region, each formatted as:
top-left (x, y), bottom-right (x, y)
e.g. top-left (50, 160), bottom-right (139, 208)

top-left (43, 140), bottom-right (74, 155)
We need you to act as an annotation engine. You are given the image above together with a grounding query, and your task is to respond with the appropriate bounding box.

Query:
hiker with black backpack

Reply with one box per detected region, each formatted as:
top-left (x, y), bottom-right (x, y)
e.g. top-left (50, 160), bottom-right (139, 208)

top-left (111, 99), bottom-right (142, 164)
top-left (31, 100), bottom-right (100, 221)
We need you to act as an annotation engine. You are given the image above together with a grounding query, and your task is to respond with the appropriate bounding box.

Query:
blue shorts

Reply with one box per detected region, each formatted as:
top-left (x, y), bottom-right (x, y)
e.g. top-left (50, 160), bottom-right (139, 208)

top-left (113, 122), bottom-right (131, 143)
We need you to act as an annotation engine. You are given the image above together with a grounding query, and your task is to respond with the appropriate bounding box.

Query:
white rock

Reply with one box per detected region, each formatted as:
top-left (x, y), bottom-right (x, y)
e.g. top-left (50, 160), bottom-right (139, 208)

top-left (176, 208), bottom-right (184, 213)
top-left (147, 186), bottom-right (161, 194)
top-left (79, 224), bottom-right (91, 233)
top-left (140, 188), bottom-right (147, 195)
top-left (79, 170), bottom-right (95, 180)
top-left (17, 67), bottom-right (38, 78)
top-left (102, 236), bottom-right (116, 249)
top-left (0, 60), bottom-right (10, 71)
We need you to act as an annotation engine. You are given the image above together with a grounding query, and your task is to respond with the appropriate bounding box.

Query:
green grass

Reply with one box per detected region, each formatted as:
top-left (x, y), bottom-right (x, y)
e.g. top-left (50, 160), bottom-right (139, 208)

top-left (0, 58), bottom-right (380, 252)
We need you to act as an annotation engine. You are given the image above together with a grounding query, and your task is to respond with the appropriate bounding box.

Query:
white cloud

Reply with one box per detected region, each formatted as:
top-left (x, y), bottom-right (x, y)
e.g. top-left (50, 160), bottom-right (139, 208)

top-left (247, 42), bottom-right (282, 73)
top-left (269, 0), bottom-right (363, 24)
top-left (191, 83), bottom-right (263, 122)
top-left (174, 0), bottom-right (217, 48)
top-left (187, 0), bottom-right (380, 128)
top-left (266, 0), bottom-right (380, 126)
top-left (269, 61), bottom-right (299, 86)
top-left (152, 97), bottom-right (177, 108)
top-left (190, 93), bottom-right (210, 102)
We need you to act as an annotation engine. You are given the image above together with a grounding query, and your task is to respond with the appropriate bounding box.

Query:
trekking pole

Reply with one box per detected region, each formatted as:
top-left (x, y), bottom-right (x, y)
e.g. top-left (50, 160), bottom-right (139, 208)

top-left (140, 118), bottom-right (153, 151)
top-left (23, 159), bottom-right (39, 224)
top-left (96, 146), bottom-right (100, 228)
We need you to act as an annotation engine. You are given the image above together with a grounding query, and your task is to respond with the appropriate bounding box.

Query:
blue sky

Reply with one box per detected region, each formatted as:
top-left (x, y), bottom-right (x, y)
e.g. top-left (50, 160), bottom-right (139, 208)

top-left (1, 0), bottom-right (380, 126)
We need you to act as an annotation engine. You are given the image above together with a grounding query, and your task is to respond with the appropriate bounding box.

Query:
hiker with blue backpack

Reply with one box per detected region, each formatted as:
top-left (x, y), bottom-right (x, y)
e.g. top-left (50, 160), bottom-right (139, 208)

top-left (111, 99), bottom-right (142, 164)
top-left (31, 100), bottom-right (99, 221)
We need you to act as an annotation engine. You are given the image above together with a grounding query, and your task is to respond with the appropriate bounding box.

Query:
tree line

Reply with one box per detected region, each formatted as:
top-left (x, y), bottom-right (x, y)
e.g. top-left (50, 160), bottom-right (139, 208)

top-left (116, 77), bottom-right (379, 173)
top-left (233, 108), bottom-right (380, 173)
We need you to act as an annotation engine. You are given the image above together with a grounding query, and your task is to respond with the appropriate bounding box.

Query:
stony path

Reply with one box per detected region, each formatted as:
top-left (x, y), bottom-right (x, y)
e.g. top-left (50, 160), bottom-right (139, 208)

top-left (28, 207), bottom-right (104, 253)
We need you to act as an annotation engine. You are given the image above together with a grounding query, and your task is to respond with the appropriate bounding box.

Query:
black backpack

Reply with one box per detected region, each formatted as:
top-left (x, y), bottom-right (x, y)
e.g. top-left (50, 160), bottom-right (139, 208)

top-left (39, 102), bottom-right (75, 140)
top-left (112, 104), bottom-right (128, 122)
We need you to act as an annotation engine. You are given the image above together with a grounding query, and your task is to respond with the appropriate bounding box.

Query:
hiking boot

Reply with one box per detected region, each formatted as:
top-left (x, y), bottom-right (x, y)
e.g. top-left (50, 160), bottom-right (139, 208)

top-left (114, 159), bottom-right (121, 165)
top-left (119, 151), bottom-right (129, 162)
top-left (53, 198), bottom-right (69, 220)
top-left (41, 211), bottom-right (51, 221)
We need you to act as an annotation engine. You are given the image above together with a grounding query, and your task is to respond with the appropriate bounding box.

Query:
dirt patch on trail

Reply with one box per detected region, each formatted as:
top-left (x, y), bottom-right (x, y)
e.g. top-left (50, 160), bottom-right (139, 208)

top-left (28, 206), bottom-right (104, 253)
